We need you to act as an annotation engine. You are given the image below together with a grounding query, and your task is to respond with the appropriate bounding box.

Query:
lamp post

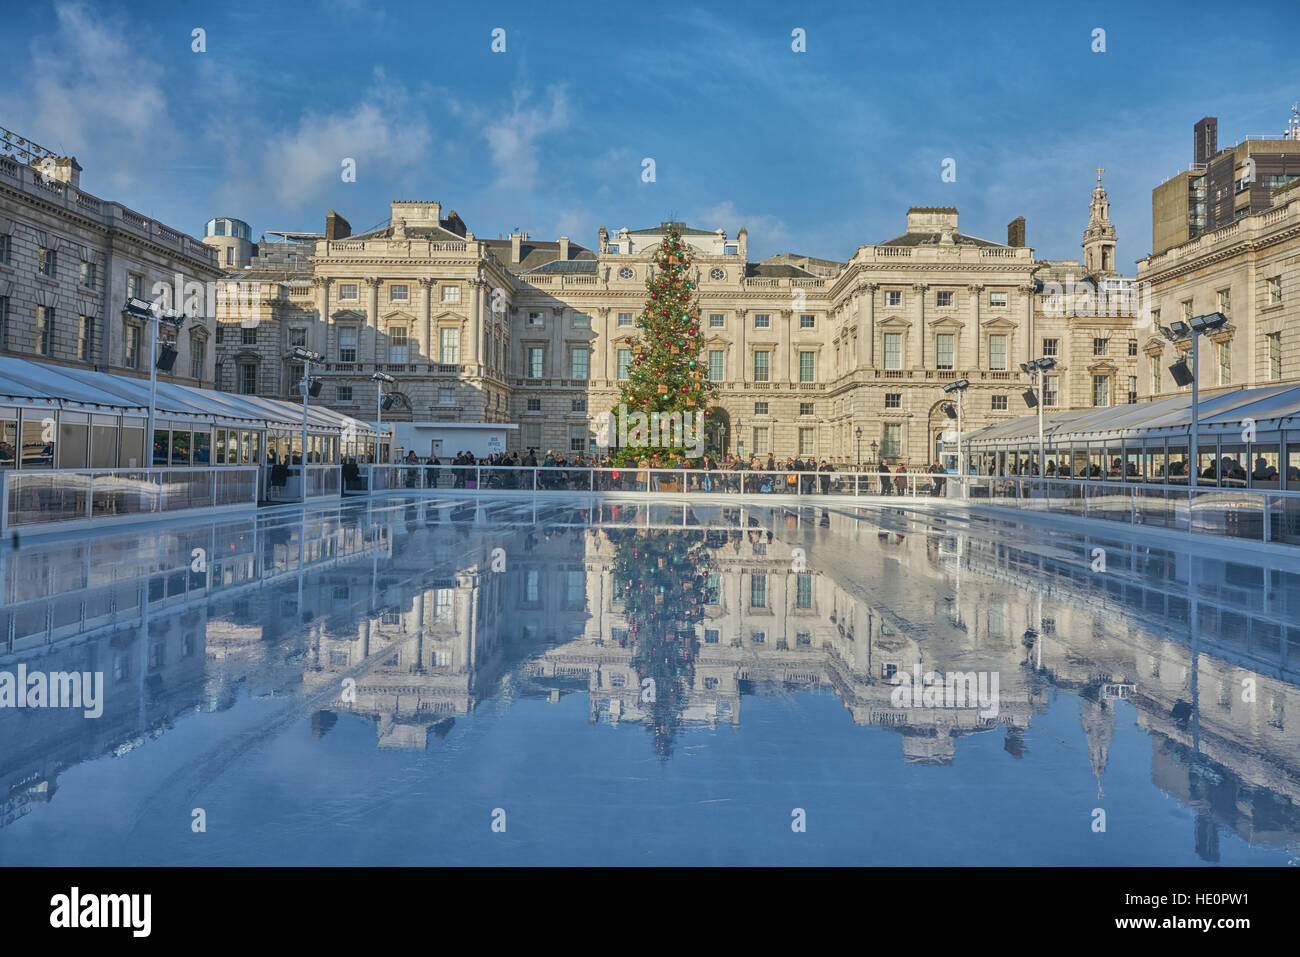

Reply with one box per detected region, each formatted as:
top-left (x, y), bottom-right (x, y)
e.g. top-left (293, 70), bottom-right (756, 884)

top-left (125, 297), bottom-right (185, 469)
top-left (870, 439), bottom-right (878, 462)
top-left (1162, 312), bottom-right (1228, 486)
top-left (855, 426), bottom-right (863, 467)
top-left (1019, 357), bottom-right (1057, 478)
top-left (292, 347), bottom-right (324, 501)
top-left (942, 378), bottom-right (970, 496)
top-left (737, 419), bottom-right (744, 461)
top-left (372, 371), bottom-right (395, 464)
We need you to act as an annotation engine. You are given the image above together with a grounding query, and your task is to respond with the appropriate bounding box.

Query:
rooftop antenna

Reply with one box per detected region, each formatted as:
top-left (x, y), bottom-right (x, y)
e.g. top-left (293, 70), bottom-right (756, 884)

top-left (1288, 102), bottom-right (1300, 141)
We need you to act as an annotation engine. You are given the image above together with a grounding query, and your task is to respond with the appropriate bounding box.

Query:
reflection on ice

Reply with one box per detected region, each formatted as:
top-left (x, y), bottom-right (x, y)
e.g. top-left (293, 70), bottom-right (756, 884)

top-left (1, 497), bottom-right (1297, 863)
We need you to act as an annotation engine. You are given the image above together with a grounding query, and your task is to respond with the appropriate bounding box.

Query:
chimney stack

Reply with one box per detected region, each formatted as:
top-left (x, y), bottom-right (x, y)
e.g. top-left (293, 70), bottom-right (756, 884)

top-left (558, 236), bottom-right (570, 261)
top-left (510, 232), bottom-right (522, 264)
top-left (325, 210), bottom-right (351, 240)
top-left (1194, 116), bottom-right (1218, 167)
top-left (1007, 216), bottom-right (1026, 248)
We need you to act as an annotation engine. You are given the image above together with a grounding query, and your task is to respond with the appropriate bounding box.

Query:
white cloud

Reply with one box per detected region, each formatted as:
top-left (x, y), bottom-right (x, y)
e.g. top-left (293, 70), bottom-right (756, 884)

top-left (21, 2), bottom-right (177, 187)
top-left (694, 201), bottom-right (795, 257)
top-left (483, 86), bottom-right (569, 191)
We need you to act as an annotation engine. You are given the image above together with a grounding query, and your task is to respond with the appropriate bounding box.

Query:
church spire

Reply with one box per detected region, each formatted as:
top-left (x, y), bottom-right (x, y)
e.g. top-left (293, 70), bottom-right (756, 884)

top-left (1082, 169), bottom-right (1117, 276)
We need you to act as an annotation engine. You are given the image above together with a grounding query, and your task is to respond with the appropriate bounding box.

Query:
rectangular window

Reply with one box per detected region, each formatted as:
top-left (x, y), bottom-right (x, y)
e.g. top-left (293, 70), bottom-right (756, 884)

top-left (439, 387), bottom-right (455, 406)
top-left (751, 426), bottom-right (769, 454)
top-left (78, 315), bottom-right (94, 361)
top-left (524, 423), bottom-right (541, 448)
top-left (216, 325), bottom-right (225, 344)
top-left (1093, 337), bottom-right (1109, 356)
top-left (800, 314), bottom-right (815, 329)
top-left (754, 313), bottom-right (770, 328)
top-left (798, 427), bottom-right (815, 456)
top-left (571, 398), bottom-right (586, 412)
top-left (441, 285), bottom-right (460, 303)
top-left (799, 351), bottom-right (816, 382)
top-left (1092, 374), bottom-right (1110, 407)
top-left (882, 423), bottom-right (901, 459)
top-left (289, 327), bottom-right (307, 347)
top-left (708, 349), bottom-right (724, 381)
top-left (191, 338), bottom-right (204, 380)
top-left (338, 327), bottom-right (357, 363)
top-left (526, 398), bottom-right (541, 411)
top-left (709, 313), bottom-right (725, 328)
top-left (389, 283), bottom-right (408, 302)
top-left (80, 261), bottom-right (96, 288)
top-left (753, 351), bottom-right (770, 381)
top-left (572, 313), bottom-right (589, 329)
top-left (936, 291), bottom-right (954, 307)
top-left (127, 273), bottom-right (143, 299)
top-left (1216, 288), bottom-right (1230, 319)
top-left (1041, 337), bottom-right (1059, 357)
top-left (992, 394), bottom-right (1008, 411)
top-left (988, 291), bottom-right (1007, 307)
top-left (884, 392), bottom-right (901, 409)
top-left (617, 312), bottom-right (633, 326)
top-left (527, 347), bottom-right (544, 378)
top-left (796, 573), bottom-right (813, 608)
top-left (884, 333), bottom-right (902, 370)
top-left (569, 425), bottom-right (587, 453)
top-left (1268, 332), bottom-right (1282, 380)
top-left (388, 327), bottom-right (408, 363)
top-left (336, 385), bottom-right (353, 402)
top-left (240, 364), bottom-right (257, 395)
top-left (1128, 338), bottom-right (1138, 357)
top-left (1128, 374), bottom-right (1138, 404)
top-left (1043, 374), bottom-right (1059, 407)
top-left (38, 248), bottom-right (57, 277)
top-left (799, 402), bottom-right (814, 416)
top-left (750, 574), bottom-right (767, 608)
top-left (617, 348), bottom-right (632, 380)
top-left (527, 311), bottom-right (544, 327)
top-left (886, 290), bottom-right (902, 307)
top-left (241, 326), bottom-right (257, 345)
top-left (754, 402), bottom-right (769, 416)
top-left (36, 306), bottom-right (53, 355)
top-left (1268, 276), bottom-right (1282, 304)
top-left (1182, 299), bottom-right (1193, 321)
top-left (0, 234), bottom-right (9, 264)
top-left (1217, 341), bottom-right (1230, 385)
top-left (339, 283), bottom-right (358, 301)
top-left (125, 325), bottom-right (140, 368)
top-left (0, 296), bottom-right (8, 349)
top-left (440, 327), bottom-right (460, 363)
top-left (570, 347), bottom-right (589, 379)
top-left (1150, 356), bottom-right (1162, 395)
top-left (988, 334), bottom-right (1007, 370)
top-left (935, 333), bottom-right (954, 370)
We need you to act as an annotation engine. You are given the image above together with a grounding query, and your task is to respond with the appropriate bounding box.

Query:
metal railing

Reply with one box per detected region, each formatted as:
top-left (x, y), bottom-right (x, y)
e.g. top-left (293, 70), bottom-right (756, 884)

top-left (359, 464), bottom-right (952, 498)
top-left (966, 475), bottom-right (1300, 545)
top-left (0, 466), bottom-right (259, 534)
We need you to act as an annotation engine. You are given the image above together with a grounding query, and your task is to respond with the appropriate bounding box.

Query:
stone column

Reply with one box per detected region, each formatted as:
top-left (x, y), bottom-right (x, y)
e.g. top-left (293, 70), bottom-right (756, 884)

top-left (861, 283), bottom-right (877, 367)
top-left (363, 277), bottom-right (381, 361)
top-left (550, 306), bottom-right (565, 379)
top-left (735, 308), bottom-right (748, 383)
top-left (468, 281), bottom-right (483, 375)
top-left (1019, 283), bottom-right (1035, 366)
top-left (597, 307), bottom-right (611, 380)
top-left (780, 309), bottom-right (793, 382)
top-left (313, 277), bottom-right (331, 355)
top-left (420, 278), bottom-right (435, 362)
top-left (967, 284), bottom-right (984, 369)
top-left (912, 283), bottom-right (929, 369)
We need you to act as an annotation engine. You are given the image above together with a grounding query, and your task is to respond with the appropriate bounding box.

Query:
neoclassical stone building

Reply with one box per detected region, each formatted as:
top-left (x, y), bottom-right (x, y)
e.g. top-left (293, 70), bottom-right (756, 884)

top-left (211, 180), bottom-right (1142, 464)
top-left (0, 130), bottom-right (221, 388)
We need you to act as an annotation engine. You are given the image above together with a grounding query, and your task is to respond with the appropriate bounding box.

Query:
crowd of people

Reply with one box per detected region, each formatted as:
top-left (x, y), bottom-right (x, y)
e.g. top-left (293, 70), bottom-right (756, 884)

top-left (378, 449), bottom-right (954, 496)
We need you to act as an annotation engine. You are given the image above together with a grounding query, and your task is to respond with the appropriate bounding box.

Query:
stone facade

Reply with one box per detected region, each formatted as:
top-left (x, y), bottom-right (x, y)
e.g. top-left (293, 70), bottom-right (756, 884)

top-left (212, 182), bottom-right (1143, 465)
top-left (1136, 183), bottom-right (1300, 401)
top-left (0, 137), bottom-right (221, 387)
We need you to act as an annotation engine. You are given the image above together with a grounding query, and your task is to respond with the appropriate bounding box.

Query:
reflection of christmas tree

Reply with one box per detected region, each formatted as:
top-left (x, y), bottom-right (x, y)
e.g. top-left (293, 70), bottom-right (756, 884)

top-left (611, 223), bottom-right (716, 464)
top-left (608, 528), bottom-right (713, 759)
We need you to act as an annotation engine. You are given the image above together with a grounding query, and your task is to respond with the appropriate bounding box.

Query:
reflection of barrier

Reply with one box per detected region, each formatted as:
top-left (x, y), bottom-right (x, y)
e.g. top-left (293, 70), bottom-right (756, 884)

top-left (966, 475), bottom-right (1300, 545)
top-left (267, 465), bottom-right (342, 502)
top-left (360, 465), bottom-right (951, 498)
top-left (0, 466), bottom-right (259, 535)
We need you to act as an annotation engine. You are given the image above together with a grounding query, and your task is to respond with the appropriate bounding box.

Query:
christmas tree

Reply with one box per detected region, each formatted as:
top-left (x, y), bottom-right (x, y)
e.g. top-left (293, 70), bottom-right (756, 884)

top-left (612, 223), bottom-right (716, 464)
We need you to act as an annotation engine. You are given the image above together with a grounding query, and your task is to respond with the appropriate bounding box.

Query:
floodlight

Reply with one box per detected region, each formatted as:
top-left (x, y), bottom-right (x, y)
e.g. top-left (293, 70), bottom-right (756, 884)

top-left (155, 344), bottom-right (178, 371)
top-left (308, 379), bottom-right (323, 397)
top-left (372, 371), bottom-right (396, 384)
top-left (942, 378), bottom-right (970, 394)
top-left (1169, 358), bottom-right (1193, 387)
top-left (124, 297), bottom-right (157, 320)
top-left (1034, 357), bottom-right (1056, 371)
top-left (941, 402), bottom-right (957, 419)
top-left (1022, 389), bottom-right (1038, 408)
top-left (1169, 320), bottom-right (1190, 339)
top-left (291, 347), bottom-right (324, 362)
top-left (1188, 312), bottom-right (1228, 333)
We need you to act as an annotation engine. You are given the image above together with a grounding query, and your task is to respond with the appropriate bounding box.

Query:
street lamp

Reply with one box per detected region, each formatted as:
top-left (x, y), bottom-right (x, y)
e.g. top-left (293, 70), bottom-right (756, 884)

top-left (1163, 312), bottom-right (1228, 485)
top-left (855, 426), bottom-right (863, 467)
top-left (1019, 357), bottom-right (1057, 477)
top-left (941, 378), bottom-right (970, 495)
top-left (125, 297), bottom-right (185, 468)
top-left (736, 419), bottom-right (744, 461)
top-left (372, 371), bottom-right (395, 463)
top-left (292, 347), bottom-right (324, 500)
top-left (869, 439), bottom-right (878, 462)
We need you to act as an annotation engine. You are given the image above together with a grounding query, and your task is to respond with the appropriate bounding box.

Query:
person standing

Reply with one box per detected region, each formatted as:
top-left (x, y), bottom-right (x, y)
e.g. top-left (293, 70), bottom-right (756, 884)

top-left (879, 459), bottom-right (892, 496)
top-left (930, 459), bottom-right (946, 497)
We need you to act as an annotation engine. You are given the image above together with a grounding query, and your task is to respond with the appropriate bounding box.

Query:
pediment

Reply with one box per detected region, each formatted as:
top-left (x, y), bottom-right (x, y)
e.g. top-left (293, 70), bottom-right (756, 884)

top-left (381, 309), bottom-right (417, 323)
top-left (929, 315), bottom-right (964, 330)
top-left (981, 316), bottom-right (1017, 331)
top-left (432, 310), bottom-right (465, 323)
top-left (878, 315), bottom-right (912, 329)
top-left (332, 309), bottom-right (366, 322)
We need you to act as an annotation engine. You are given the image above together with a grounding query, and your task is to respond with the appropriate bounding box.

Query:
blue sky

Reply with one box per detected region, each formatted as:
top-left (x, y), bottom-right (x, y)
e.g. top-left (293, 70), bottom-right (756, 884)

top-left (4, 0), bottom-right (1297, 267)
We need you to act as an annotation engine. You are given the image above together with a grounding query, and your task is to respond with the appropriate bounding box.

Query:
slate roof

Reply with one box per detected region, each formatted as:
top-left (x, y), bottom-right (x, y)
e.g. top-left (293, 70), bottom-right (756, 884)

top-left (878, 231), bottom-right (1006, 248)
